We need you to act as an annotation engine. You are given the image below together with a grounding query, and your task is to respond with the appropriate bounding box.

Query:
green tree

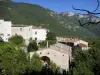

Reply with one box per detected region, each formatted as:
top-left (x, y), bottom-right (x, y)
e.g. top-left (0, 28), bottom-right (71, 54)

top-left (27, 53), bottom-right (43, 73)
top-left (39, 40), bottom-right (56, 48)
top-left (49, 61), bottom-right (60, 73)
top-left (0, 43), bottom-right (28, 75)
top-left (8, 35), bottom-right (24, 46)
top-left (46, 32), bottom-right (56, 40)
top-left (73, 39), bottom-right (100, 75)
top-left (27, 40), bottom-right (38, 52)
top-left (48, 40), bottom-right (56, 46)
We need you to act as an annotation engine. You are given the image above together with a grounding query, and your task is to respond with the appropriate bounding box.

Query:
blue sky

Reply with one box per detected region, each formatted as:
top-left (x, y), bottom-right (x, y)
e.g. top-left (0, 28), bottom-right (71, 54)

top-left (13, 0), bottom-right (100, 15)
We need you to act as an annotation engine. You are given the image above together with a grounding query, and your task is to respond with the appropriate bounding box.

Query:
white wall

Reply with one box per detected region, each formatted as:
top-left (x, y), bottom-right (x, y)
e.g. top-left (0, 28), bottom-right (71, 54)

top-left (32, 29), bottom-right (47, 41)
top-left (12, 26), bottom-right (47, 44)
top-left (79, 40), bottom-right (88, 46)
top-left (12, 26), bottom-right (32, 44)
top-left (0, 20), bottom-right (4, 35)
top-left (74, 40), bottom-right (88, 46)
top-left (4, 21), bottom-right (12, 42)
top-left (0, 20), bottom-right (12, 42)
top-left (82, 47), bottom-right (89, 50)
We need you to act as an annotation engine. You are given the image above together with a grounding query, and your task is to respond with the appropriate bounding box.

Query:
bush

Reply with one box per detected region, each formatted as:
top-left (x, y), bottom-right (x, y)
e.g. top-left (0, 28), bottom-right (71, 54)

top-left (39, 40), bottom-right (47, 48)
top-left (39, 40), bottom-right (56, 48)
top-left (48, 40), bottom-right (56, 46)
top-left (46, 32), bottom-right (56, 40)
top-left (8, 35), bottom-right (24, 46)
top-left (29, 53), bottom-right (43, 72)
top-left (27, 40), bottom-right (38, 52)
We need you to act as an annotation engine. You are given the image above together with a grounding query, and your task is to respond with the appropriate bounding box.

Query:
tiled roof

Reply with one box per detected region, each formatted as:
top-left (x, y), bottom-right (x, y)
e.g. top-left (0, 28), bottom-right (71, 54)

top-left (32, 26), bottom-right (47, 30)
top-left (32, 26), bottom-right (42, 29)
top-left (79, 43), bottom-right (88, 47)
top-left (12, 24), bottom-right (29, 27)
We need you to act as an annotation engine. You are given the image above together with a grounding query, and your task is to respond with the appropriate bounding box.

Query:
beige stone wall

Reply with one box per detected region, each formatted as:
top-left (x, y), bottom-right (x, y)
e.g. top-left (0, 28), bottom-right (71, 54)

top-left (30, 48), bottom-right (71, 71)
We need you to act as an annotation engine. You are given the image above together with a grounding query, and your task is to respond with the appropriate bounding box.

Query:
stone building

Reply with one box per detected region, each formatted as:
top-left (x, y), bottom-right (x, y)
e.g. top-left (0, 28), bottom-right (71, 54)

top-left (0, 19), bottom-right (12, 42)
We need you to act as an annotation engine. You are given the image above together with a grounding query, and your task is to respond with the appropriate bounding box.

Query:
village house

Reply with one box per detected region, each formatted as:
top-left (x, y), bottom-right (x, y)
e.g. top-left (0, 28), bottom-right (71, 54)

top-left (56, 37), bottom-right (89, 50)
top-left (32, 26), bottom-right (47, 42)
top-left (11, 25), bottom-right (47, 44)
top-left (0, 19), bottom-right (12, 42)
top-left (11, 25), bottom-right (33, 44)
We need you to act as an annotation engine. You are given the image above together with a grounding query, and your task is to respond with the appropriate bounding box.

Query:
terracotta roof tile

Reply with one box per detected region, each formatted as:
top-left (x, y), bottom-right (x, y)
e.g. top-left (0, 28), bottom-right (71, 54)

top-left (79, 43), bottom-right (88, 47)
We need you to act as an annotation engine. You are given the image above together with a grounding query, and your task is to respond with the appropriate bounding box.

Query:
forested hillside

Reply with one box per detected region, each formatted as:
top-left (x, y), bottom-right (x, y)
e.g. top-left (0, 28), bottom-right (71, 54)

top-left (0, 1), bottom-right (100, 38)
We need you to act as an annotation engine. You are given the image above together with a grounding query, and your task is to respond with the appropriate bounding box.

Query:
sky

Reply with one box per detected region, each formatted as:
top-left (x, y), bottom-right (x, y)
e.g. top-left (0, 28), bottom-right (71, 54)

top-left (12, 0), bottom-right (100, 15)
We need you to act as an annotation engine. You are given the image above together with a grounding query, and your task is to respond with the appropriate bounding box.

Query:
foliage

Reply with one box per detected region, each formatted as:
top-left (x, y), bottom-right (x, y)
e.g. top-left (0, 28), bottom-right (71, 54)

top-left (0, 0), bottom-right (12, 19)
top-left (0, 43), bottom-right (43, 75)
top-left (0, 41), bottom-right (60, 75)
top-left (8, 35), bottom-right (24, 46)
top-left (39, 40), bottom-right (47, 48)
top-left (46, 32), bottom-right (56, 40)
top-left (29, 37), bottom-right (33, 42)
top-left (27, 40), bottom-right (38, 52)
top-left (48, 40), bottom-right (56, 46)
top-left (49, 61), bottom-right (60, 73)
top-left (0, 1), bottom-right (98, 37)
top-left (73, 39), bottom-right (100, 75)
top-left (39, 40), bottom-right (56, 48)
top-left (28, 53), bottom-right (43, 73)
top-left (0, 43), bottom-right (28, 75)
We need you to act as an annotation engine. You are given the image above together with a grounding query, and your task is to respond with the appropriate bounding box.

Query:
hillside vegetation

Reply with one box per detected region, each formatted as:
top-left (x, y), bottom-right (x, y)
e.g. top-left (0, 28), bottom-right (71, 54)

top-left (1, 1), bottom-right (100, 38)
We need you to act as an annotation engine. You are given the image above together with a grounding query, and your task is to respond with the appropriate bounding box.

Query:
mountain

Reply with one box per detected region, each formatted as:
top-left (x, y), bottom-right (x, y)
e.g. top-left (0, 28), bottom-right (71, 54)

top-left (1, 2), bottom-right (100, 38)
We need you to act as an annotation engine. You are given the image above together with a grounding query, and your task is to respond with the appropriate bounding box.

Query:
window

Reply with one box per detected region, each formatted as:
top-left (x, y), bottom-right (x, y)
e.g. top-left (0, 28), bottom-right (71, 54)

top-left (47, 52), bottom-right (49, 54)
top-left (15, 33), bottom-right (17, 35)
top-left (20, 28), bottom-right (22, 31)
top-left (7, 34), bottom-right (10, 36)
top-left (35, 31), bottom-right (37, 35)
top-left (0, 34), bottom-right (4, 37)
top-left (6, 38), bottom-right (8, 40)
top-left (0, 34), bottom-right (4, 36)
top-left (35, 38), bottom-right (37, 40)
top-left (40, 52), bottom-right (42, 54)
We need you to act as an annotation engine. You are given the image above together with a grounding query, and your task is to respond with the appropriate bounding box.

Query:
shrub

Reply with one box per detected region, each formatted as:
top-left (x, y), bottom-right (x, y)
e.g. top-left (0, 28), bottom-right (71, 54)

top-left (27, 40), bottom-right (38, 52)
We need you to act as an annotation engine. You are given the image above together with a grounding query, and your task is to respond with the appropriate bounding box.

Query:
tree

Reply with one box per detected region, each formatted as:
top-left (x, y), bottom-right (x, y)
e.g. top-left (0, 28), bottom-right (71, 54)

top-left (49, 61), bottom-right (60, 73)
top-left (27, 53), bottom-right (43, 74)
top-left (72, 39), bottom-right (100, 75)
top-left (27, 40), bottom-right (38, 52)
top-left (46, 32), bottom-right (57, 46)
top-left (72, 0), bottom-right (100, 26)
top-left (48, 40), bottom-right (56, 46)
top-left (39, 40), bottom-right (47, 48)
top-left (0, 43), bottom-right (28, 75)
top-left (8, 35), bottom-right (24, 46)
top-left (46, 32), bottom-right (56, 40)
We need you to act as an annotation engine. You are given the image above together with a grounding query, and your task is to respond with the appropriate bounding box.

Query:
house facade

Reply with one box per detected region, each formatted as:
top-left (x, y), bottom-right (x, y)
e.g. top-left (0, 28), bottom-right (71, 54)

top-left (11, 25), bottom-right (33, 44)
top-left (12, 25), bottom-right (47, 44)
top-left (32, 26), bottom-right (47, 42)
top-left (57, 37), bottom-right (89, 50)
top-left (0, 20), bottom-right (12, 42)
